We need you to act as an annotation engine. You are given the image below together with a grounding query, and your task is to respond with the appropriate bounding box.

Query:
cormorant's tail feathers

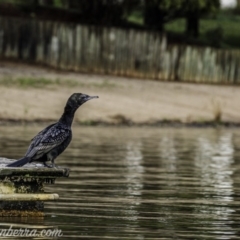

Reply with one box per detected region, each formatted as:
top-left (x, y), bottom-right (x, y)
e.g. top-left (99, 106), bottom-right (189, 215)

top-left (6, 157), bottom-right (30, 167)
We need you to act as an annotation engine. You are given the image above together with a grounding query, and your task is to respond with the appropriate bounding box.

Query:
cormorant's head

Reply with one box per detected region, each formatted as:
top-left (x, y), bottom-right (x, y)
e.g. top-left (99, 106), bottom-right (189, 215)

top-left (67, 93), bottom-right (98, 108)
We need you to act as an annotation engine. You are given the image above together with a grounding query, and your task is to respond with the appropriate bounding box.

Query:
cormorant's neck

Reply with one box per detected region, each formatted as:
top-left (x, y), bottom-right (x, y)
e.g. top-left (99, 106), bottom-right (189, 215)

top-left (59, 104), bottom-right (78, 126)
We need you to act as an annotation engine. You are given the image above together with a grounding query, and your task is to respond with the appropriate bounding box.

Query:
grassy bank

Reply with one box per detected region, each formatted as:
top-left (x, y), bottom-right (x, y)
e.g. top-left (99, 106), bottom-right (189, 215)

top-left (0, 77), bottom-right (117, 89)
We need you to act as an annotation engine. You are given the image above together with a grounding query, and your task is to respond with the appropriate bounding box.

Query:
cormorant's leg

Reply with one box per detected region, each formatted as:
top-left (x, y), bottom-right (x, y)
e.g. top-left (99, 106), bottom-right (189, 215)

top-left (51, 159), bottom-right (59, 168)
top-left (51, 160), bottom-right (55, 168)
top-left (47, 150), bottom-right (58, 168)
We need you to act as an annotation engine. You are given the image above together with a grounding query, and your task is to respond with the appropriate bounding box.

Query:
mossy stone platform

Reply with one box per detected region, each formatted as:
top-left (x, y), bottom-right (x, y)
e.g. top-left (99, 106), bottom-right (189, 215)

top-left (0, 158), bottom-right (69, 217)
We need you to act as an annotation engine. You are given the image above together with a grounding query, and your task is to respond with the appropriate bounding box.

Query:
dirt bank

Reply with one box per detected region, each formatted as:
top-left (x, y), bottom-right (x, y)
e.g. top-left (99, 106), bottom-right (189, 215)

top-left (0, 61), bottom-right (240, 126)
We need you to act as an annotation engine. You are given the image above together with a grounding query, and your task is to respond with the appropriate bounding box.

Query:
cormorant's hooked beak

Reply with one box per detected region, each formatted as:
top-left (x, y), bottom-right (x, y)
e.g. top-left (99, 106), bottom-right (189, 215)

top-left (85, 95), bottom-right (99, 101)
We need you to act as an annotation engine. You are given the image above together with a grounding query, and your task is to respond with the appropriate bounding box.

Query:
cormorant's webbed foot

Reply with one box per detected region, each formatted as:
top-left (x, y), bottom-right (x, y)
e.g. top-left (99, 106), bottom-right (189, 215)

top-left (43, 161), bottom-right (58, 168)
top-left (43, 162), bottom-right (53, 168)
top-left (51, 163), bottom-right (58, 168)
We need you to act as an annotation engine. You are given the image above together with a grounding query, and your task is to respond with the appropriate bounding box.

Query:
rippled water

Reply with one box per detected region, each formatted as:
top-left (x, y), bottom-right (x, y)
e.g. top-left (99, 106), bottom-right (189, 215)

top-left (1, 126), bottom-right (240, 239)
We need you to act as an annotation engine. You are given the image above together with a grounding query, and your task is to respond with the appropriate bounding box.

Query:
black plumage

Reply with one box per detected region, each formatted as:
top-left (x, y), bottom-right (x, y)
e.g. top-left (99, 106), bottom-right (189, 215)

top-left (6, 93), bottom-right (98, 168)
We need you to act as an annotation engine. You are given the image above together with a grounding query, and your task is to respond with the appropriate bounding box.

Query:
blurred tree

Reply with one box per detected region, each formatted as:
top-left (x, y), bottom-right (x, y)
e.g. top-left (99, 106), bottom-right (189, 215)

top-left (143, 0), bottom-right (220, 37)
top-left (0, 0), bottom-right (220, 34)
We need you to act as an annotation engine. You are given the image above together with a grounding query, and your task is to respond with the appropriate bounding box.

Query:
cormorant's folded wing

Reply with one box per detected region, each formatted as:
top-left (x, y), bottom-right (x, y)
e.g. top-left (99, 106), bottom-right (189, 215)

top-left (25, 125), bottom-right (71, 159)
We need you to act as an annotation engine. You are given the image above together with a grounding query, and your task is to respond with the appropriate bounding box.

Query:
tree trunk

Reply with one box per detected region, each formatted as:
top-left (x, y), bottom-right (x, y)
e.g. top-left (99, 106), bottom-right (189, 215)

top-left (41, 0), bottom-right (54, 6)
top-left (186, 14), bottom-right (199, 38)
top-left (144, 0), bottom-right (164, 31)
top-left (31, 0), bottom-right (38, 7)
top-left (237, 0), bottom-right (240, 8)
top-left (31, 0), bottom-right (39, 11)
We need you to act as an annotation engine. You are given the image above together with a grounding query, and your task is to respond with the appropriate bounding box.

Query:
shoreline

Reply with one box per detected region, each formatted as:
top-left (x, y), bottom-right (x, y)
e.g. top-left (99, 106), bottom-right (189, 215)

top-left (0, 61), bottom-right (240, 126)
top-left (0, 118), bottom-right (240, 128)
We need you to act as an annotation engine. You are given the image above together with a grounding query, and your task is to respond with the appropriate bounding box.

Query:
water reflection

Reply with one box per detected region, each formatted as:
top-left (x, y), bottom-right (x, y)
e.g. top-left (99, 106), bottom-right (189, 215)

top-left (159, 136), bottom-right (177, 171)
top-left (195, 132), bottom-right (234, 199)
top-left (0, 126), bottom-right (240, 239)
top-left (123, 140), bottom-right (143, 231)
top-left (194, 132), bottom-right (236, 237)
top-left (124, 140), bottom-right (144, 198)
